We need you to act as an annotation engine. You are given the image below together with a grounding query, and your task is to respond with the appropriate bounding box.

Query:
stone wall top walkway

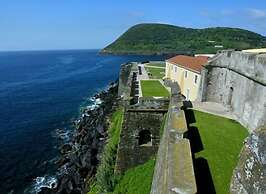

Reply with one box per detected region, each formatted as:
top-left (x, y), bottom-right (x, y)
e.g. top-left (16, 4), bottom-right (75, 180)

top-left (150, 80), bottom-right (197, 194)
top-left (192, 101), bottom-right (236, 120)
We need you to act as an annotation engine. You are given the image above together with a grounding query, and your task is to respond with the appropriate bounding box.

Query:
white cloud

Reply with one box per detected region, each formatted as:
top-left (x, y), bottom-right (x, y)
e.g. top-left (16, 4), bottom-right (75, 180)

top-left (199, 10), bottom-right (211, 17)
top-left (247, 8), bottom-right (266, 19)
top-left (128, 11), bottom-right (145, 18)
top-left (199, 9), bottom-right (234, 18)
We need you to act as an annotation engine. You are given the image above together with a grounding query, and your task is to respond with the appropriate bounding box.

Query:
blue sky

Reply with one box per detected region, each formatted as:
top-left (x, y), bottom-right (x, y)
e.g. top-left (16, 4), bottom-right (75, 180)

top-left (1, 0), bottom-right (266, 51)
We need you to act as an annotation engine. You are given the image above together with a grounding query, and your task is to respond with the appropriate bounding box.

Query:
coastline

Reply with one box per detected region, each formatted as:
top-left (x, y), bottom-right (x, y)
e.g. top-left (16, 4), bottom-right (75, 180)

top-left (39, 82), bottom-right (120, 194)
top-left (0, 50), bottom-right (167, 194)
top-left (99, 50), bottom-right (189, 57)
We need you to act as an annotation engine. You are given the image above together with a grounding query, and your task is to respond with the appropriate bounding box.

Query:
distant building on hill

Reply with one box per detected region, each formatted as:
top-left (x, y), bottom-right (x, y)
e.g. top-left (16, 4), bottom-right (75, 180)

top-left (195, 54), bottom-right (215, 58)
top-left (242, 48), bottom-right (266, 53)
top-left (214, 45), bottom-right (224, 48)
top-left (165, 55), bottom-right (208, 101)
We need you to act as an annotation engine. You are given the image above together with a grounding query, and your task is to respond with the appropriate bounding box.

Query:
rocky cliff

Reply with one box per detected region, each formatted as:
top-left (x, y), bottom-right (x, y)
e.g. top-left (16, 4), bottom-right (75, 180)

top-left (40, 83), bottom-right (120, 194)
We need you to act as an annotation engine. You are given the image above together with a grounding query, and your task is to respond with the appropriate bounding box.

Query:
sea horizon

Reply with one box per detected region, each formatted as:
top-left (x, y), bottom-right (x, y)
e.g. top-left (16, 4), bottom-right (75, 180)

top-left (0, 48), bottom-right (100, 53)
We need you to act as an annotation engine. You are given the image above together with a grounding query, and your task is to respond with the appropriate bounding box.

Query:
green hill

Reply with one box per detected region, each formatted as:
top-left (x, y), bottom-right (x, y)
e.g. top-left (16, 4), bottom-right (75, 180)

top-left (101, 23), bottom-right (266, 55)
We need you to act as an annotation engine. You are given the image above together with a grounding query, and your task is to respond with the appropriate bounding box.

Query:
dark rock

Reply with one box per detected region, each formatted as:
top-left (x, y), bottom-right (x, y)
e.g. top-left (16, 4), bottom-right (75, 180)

top-left (79, 167), bottom-right (89, 179)
top-left (80, 150), bottom-right (91, 168)
top-left (96, 124), bottom-right (104, 134)
top-left (67, 180), bottom-right (73, 191)
top-left (38, 187), bottom-right (54, 194)
top-left (60, 144), bottom-right (72, 154)
top-left (55, 157), bottom-right (70, 167)
top-left (53, 83), bottom-right (119, 194)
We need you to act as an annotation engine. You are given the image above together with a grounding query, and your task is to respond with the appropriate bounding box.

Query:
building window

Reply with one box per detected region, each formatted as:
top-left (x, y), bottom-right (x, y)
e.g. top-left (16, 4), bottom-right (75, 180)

top-left (171, 65), bottom-right (173, 70)
top-left (185, 71), bottom-right (188, 78)
top-left (174, 66), bottom-right (177, 73)
top-left (138, 130), bottom-right (152, 146)
top-left (194, 75), bottom-right (198, 84)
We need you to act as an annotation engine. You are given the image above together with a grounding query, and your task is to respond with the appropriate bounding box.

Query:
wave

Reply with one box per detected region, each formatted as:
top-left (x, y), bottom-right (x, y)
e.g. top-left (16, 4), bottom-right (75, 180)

top-left (52, 95), bottom-right (103, 143)
top-left (86, 96), bottom-right (103, 110)
top-left (25, 93), bottom-right (104, 193)
top-left (25, 175), bottom-right (57, 194)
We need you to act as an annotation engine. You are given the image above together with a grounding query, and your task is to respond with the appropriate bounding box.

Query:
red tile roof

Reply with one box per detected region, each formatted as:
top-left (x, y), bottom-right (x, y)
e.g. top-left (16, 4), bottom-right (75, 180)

top-left (166, 55), bottom-right (208, 73)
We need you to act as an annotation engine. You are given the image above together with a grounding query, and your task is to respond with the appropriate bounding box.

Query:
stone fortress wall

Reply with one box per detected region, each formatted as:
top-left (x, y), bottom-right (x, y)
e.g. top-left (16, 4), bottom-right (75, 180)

top-left (198, 50), bottom-right (266, 193)
top-left (115, 109), bottom-right (166, 173)
top-left (116, 53), bottom-right (266, 193)
top-left (116, 62), bottom-right (197, 194)
top-left (116, 62), bottom-right (169, 173)
top-left (198, 50), bottom-right (266, 131)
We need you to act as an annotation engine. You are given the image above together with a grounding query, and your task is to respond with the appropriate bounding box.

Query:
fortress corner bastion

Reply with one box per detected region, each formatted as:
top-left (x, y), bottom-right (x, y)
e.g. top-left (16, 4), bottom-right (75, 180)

top-left (198, 50), bottom-right (266, 132)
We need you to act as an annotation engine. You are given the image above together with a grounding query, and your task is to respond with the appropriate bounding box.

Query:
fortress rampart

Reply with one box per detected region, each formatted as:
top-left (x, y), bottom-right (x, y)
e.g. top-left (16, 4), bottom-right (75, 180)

top-left (198, 50), bottom-right (266, 131)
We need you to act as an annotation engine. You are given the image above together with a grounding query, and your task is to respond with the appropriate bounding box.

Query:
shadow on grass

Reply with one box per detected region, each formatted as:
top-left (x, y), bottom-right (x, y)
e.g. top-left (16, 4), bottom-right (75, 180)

top-left (183, 107), bottom-right (216, 194)
top-left (183, 108), bottom-right (201, 153)
top-left (184, 109), bottom-right (196, 125)
top-left (228, 118), bottom-right (238, 124)
top-left (193, 157), bottom-right (216, 194)
top-left (183, 100), bottom-right (193, 109)
top-left (184, 126), bottom-right (203, 154)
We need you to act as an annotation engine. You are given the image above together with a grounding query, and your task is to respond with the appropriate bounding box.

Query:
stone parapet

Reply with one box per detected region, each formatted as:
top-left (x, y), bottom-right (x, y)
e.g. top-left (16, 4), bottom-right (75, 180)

top-left (150, 81), bottom-right (197, 194)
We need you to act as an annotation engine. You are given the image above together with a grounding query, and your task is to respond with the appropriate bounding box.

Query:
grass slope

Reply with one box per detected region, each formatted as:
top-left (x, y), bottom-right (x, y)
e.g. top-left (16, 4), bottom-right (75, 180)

top-left (102, 23), bottom-right (266, 55)
top-left (88, 108), bottom-right (124, 193)
top-left (112, 159), bottom-right (156, 194)
top-left (141, 80), bottom-right (169, 97)
top-left (108, 108), bottom-right (124, 146)
top-left (191, 110), bottom-right (248, 194)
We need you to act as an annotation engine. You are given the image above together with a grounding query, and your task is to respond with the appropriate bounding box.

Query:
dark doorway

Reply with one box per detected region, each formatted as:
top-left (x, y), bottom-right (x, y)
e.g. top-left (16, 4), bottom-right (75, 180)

top-left (228, 87), bottom-right (233, 106)
top-left (138, 130), bottom-right (152, 146)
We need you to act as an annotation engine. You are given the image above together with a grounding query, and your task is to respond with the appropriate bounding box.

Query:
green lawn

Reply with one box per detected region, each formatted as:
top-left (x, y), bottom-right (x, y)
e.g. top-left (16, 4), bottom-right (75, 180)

top-left (146, 67), bottom-right (165, 79)
top-left (141, 80), bottom-right (169, 97)
top-left (191, 110), bottom-right (248, 194)
top-left (113, 159), bottom-right (155, 194)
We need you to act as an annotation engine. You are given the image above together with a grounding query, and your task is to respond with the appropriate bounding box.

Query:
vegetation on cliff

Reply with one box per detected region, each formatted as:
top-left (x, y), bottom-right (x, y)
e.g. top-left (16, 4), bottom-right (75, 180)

top-left (112, 159), bottom-right (155, 194)
top-left (101, 23), bottom-right (266, 55)
top-left (88, 105), bottom-right (167, 194)
top-left (190, 110), bottom-right (248, 194)
top-left (88, 108), bottom-right (124, 193)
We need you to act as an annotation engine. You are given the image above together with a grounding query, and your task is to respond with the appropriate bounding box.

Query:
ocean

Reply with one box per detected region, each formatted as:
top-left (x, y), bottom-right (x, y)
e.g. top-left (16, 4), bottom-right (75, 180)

top-left (0, 49), bottom-right (165, 194)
